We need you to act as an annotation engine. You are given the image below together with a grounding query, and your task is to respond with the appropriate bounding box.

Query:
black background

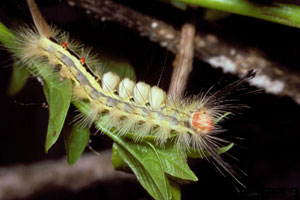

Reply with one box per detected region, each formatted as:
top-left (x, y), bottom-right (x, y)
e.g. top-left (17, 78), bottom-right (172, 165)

top-left (0, 0), bottom-right (299, 199)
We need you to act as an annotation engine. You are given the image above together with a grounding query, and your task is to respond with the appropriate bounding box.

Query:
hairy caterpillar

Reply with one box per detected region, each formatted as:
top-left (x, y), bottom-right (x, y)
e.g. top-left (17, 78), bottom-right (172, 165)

top-left (3, 0), bottom-right (255, 188)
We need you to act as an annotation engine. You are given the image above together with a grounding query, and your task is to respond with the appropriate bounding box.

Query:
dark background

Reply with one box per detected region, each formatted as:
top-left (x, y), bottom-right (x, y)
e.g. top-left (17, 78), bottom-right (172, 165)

top-left (0, 0), bottom-right (299, 199)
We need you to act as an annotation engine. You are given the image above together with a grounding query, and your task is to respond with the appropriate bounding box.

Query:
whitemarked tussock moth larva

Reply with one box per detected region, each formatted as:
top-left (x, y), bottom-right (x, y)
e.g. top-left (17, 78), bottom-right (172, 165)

top-left (3, 0), bottom-right (256, 187)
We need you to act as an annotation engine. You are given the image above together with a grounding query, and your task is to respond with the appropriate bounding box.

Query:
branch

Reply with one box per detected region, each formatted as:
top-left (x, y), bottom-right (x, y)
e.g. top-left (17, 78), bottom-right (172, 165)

top-left (0, 150), bottom-right (133, 200)
top-left (168, 23), bottom-right (195, 99)
top-left (68, 0), bottom-right (300, 105)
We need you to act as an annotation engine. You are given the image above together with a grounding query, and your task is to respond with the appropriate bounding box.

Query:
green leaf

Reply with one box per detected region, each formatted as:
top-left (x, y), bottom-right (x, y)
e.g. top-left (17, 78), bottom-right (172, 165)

top-left (172, 0), bottom-right (300, 28)
top-left (7, 61), bottom-right (30, 96)
top-left (187, 143), bottom-right (234, 158)
top-left (214, 112), bottom-right (231, 124)
top-left (217, 143), bottom-right (234, 154)
top-left (113, 142), bottom-right (171, 200)
top-left (112, 142), bottom-right (131, 172)
top-left (147, 142), bottom-right (198, 182)
top-left (0, 22), bottom-right (16, 47)
top-left (40, 67), bottom-right (72, 153)
top-left (64, 124), bottom-right (90, 165)
top-left (0, 23), bottom-right (30, 97)
top-left (169, 179), bottom-right (181, 200)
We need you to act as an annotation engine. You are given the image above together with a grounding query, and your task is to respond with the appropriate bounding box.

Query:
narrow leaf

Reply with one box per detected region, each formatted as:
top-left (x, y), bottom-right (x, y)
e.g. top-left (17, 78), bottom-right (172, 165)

top-left (112, 142), bottom-right (131, 172)
top-left (7, 62), bottom-right (30, 96)
top-left (40, 67), bottom-right (72, 153)
top-left (187, 143), bottom-right (234, 158)
top-left (172, 0), bottom-right (300, 28)
top-left (0, 22), bottom-right (16, 47)
top-left (64, 124), bottom-right (90, 165)
top-left (169, 179), bottom-right (181, 200)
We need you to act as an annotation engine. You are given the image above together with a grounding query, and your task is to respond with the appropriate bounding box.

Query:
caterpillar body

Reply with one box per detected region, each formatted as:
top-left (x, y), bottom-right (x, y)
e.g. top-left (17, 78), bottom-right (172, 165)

top-left (5, 0), bottom-right (254, 187)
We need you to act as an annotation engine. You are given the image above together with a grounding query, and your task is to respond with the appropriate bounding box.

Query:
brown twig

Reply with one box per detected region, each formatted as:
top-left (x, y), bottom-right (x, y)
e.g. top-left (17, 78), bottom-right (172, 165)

top-left (0, 150), bottom-right (133, 200)
top-left (68, 0), bottom-right (300, 105)
top-left (168, 23), bottom-right (195, 99)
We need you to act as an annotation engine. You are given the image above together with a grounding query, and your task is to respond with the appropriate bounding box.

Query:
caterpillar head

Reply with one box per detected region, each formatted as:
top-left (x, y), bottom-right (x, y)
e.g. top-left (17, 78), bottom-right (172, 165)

top-left (191, 108), bottom-right (213, 134)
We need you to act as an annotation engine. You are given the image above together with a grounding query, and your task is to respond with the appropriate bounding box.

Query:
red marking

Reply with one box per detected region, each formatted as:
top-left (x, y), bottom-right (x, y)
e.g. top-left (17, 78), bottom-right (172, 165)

top-left (80, 57), bottom-right (86, 65)
top-left (192, 110), bottom-right (213, 134)
top-left (61, 41), bottom-right (68, 48)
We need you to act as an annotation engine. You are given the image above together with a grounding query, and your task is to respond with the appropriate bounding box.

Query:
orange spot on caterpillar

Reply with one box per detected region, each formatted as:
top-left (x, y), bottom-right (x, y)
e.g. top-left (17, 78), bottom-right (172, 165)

top-left (80, 57), bottom-right (86, 65)
top-left (61, 41), bottom-right (67, 48)
top-left (192, 110), bottom-right (213, 134)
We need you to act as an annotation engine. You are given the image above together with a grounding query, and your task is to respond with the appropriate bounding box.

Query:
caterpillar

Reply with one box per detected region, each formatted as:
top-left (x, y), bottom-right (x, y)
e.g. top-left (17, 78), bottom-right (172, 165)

top-left (3, 0), bottom-right (254, 188)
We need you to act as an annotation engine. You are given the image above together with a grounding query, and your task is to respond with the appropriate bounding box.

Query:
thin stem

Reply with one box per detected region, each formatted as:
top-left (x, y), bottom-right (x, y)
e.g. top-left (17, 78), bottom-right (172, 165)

top-left (168, 23), bottom-right (195, 100)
